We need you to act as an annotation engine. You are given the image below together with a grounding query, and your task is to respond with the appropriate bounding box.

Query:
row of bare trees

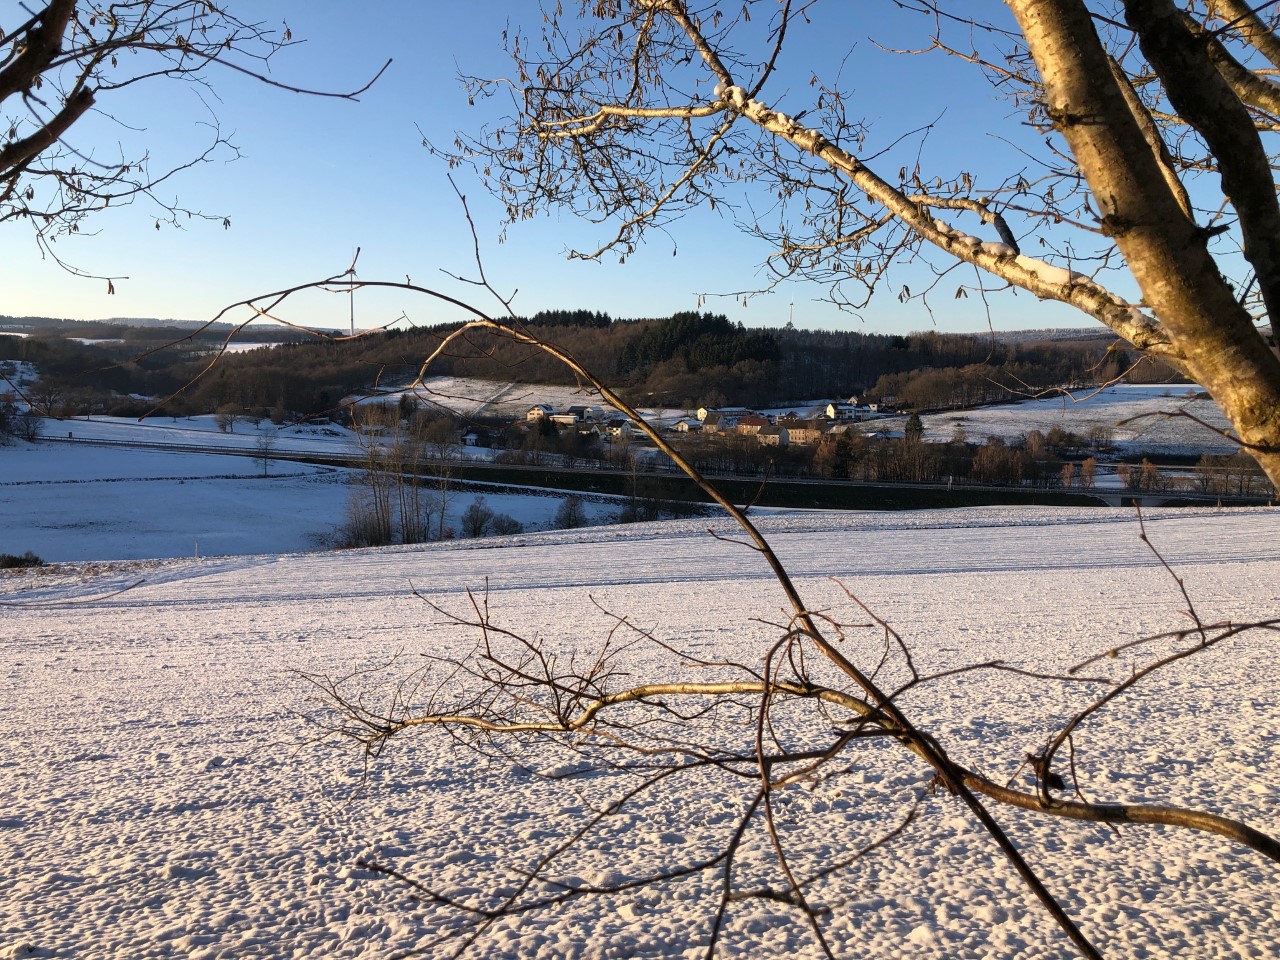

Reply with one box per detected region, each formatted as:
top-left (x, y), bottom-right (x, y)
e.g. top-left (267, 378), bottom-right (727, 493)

top-left (341, 408), bottom-right (461, 547)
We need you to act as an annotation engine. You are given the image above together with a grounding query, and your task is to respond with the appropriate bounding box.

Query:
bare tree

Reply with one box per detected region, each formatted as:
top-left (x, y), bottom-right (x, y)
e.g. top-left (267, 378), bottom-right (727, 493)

top-left (424, 416), bottom-right (461, 540)
top-left (348, 405), bottom-right (397, 547)
top-left (459, 494), bottom-right (495, 538)
top-left (1, 1), bottom-right (386, 280)
top-left (214, 403), bottom-right (239, 434)
top-left (254, 427), bottom-right (277, 478)
top-left (27, 381), bottom-right (61, 417)
top-left (392, 416), bottom-right (434, 545)
top-left (16, 407), bottom-right (43, 442)
top-left (553, 494), bottom-right (588, 529)
top-left (345, 406), bottom-right (442, 547)
top-left (1080, 456), bottom-right (1098, 490)
top-left (436, 0), bottom-right (1280, 486)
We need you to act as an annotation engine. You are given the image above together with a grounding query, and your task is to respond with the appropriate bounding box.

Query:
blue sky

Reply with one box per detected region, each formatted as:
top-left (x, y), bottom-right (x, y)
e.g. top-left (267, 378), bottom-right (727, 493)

top-left (2, 1), bottom-right (1093, 334)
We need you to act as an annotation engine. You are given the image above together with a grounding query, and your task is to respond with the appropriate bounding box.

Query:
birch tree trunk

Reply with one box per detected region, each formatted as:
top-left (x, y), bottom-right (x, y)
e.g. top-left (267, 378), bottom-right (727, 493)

top-left (1007, 0), bottom-right (1280, 486)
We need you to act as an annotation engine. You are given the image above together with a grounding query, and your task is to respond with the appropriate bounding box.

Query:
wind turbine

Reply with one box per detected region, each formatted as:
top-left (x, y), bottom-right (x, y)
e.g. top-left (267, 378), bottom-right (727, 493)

top-left (348, 246), bottom-right (360, 337)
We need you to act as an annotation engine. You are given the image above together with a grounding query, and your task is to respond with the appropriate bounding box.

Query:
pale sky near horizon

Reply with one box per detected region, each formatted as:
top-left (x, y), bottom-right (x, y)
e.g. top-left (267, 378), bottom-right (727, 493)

top-left (1, 1), bottom-right (1094, 335)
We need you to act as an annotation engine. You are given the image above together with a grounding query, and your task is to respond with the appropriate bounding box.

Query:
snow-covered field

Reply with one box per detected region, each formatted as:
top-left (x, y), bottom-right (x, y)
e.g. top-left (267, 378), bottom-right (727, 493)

top-left (42, 413), bottom-right (366, 458)
top-left (0, 445), bottom-right (350, 561)
top-left (0, 424), bottom-right (616, 562)
top-left (2, 380), bottom-right (1244, 563)
top-left (919, 383), bottom-right (1238, 457)
top-left (2, 507), bottom-right (1278, 958)
top-left (1, 387), bottom-right (1276, 958)
top-left (355, 376), bottom-right (639, 423)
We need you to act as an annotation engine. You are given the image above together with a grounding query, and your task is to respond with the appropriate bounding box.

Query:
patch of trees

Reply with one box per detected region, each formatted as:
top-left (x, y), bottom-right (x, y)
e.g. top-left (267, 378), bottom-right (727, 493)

top-left (0, 315), bottom-right (313, 343)
top-left (679, 425), bottom-right (1108, 491)
top-left (1193, 452), bottom-right (1271, 497)
top-left (338, 407), bottom-right (465, 547)
top-left (0, 335), bottom-right (187, 399)
top-left (864, 338), bottom-right (1134, 412)
top-left (459, 495), bottom-right (523, 538)
top-left (523, 309), bottom-right (612, 328)
top-left (0, 402), bottom-right (42, 442)
top-left (0, 551), bottom-right (43, 568)
top-left (198, 317), bottom-right (1118, 415)
top-left (616, 312), bottom-right (780, 375)
top-left (494, 416), bottom-right (606, 468)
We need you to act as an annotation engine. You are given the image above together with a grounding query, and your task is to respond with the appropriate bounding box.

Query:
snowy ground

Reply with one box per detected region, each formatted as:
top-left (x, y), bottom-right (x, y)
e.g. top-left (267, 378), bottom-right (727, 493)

top-left (353, 377), bottom-right (645, 423)
top-left (0, 445), bottom-right (350, 561)
top-left (2, 508), bottom-right (1278, 958)
top-left (45, 414), bottom-right (367, 458)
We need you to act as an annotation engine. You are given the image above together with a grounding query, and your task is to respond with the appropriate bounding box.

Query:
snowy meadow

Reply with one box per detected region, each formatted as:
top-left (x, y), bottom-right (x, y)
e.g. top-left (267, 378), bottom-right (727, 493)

top-left (1, 399), bottom-right (1278, 959)
top-left (3, 500), bottom-right (1279, 957)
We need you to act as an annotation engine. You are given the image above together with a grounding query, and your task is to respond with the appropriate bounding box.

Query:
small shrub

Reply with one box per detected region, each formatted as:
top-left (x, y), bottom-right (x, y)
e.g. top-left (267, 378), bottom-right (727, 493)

top-left (16, 409), bottom-right (42, 441)
top-left (0, 551), bottom-right (44, 569)
top-left (489, 513), bottom-right (523, 536)
top-left (335, 493), bottom-right (393, 548)
top-left (460, 496), bottom-right (496, 538)
top-left (553, 495), bottom-right (588, 529)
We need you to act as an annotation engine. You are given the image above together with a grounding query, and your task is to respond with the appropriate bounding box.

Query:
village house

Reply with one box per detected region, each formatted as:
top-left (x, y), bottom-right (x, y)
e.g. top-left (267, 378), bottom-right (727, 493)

top-left (602, 417), bottom-right (633, 441)
top-left (526, 403), bottom-right (556, 421)
top-left (736, 414), bottom-right (771, 436)
top-left (777, 418), bottom-right (827, 445)
top-left (825, 401), bottom-right (860, 422)
top-left (701, 412), bottom-right (740, 433)
top-left (671, 417), bottom-right (701, 433)
top-left (825, 422), bottom-right (862, 439)
top-left (757, 424), bottom-right (789, 447)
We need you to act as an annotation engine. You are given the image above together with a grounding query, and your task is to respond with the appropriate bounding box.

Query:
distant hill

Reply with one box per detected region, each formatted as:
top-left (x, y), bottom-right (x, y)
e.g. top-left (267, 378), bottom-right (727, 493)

top-left (0, 315), bottom-right (344, 338)
top-left (1, 314), bottom-right (193, 329)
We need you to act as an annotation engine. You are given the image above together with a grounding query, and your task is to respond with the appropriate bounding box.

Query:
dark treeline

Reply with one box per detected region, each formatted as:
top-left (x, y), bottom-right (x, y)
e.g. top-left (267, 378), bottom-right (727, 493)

top-left (616, 312), bottom-right (780, 375)
top-left (1, 311), bottom-right (1169, 419)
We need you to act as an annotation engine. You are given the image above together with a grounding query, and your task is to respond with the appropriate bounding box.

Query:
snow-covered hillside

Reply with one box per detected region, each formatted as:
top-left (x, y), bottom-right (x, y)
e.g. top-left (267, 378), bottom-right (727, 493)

top-left (920, 383), bottom-right (1238, 456)
top-left (2, 508), bottom-right (1277, 958)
